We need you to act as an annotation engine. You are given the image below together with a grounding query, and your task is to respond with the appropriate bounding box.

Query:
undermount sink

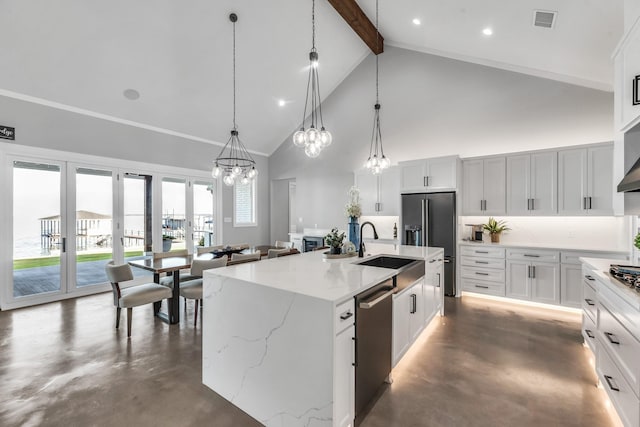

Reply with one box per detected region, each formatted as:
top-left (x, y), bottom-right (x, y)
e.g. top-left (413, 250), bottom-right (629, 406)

top-left (355, 255), bottom-right (417, 270)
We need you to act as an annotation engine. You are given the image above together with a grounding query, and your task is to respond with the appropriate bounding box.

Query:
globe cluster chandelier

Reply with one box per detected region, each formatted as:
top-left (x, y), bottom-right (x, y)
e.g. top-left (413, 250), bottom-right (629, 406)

top-left (364, 0), bottom-right (390, 175)
top-left (292, 0), bottom-right (332, 158)
top-left (212, 13), bottom-right (258, 186)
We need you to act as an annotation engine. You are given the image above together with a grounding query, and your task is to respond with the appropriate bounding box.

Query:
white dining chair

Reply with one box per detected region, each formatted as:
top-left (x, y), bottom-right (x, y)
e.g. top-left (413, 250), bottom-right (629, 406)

top-left (268, 248), bottom-right (290, 259)
top-left (105, 261), bottom-right (173, 338)
top-left (275, 240), bottom-right (294, 249)
top-left (180, 256), bottom-right (228, 326)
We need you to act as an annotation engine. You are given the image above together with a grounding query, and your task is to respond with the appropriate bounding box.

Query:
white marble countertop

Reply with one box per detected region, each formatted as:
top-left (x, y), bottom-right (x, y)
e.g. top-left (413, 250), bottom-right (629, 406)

top-left (581, 257), bottom-right (640, 311)
top-left (458, 240), bottom-right (628, 254)
top-left (204, 243), bottom-right (443, 304)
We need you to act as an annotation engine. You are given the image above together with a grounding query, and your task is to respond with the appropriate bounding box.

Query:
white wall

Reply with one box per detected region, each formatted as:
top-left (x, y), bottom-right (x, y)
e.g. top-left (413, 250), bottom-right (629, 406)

top-left (459, 216), bottom-right (631, 252)
top-left (0, 94), bottom-right (270, 246)
top-left (270, 45), bottom-right (614, 232)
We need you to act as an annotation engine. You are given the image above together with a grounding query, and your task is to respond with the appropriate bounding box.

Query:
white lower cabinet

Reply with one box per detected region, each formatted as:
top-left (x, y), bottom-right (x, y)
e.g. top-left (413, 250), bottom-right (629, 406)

top-left (506, 249), bottom-right (560, 305)
top-left (561, 264), bottom-right (584, 308)
top-left (334, 325), bottom-right (355, 427)
top-left (581, 258), bottom-right (640, 427)
top-left (427, 258), bottom-right (444, 317)
top-left (334, 299), bottom-right (355, 427)
top-left (393, 281), bottom-right (424, 366)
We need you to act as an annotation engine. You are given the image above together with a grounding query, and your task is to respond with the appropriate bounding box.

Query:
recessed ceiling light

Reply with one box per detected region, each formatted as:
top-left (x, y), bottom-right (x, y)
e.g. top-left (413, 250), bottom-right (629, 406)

top-left (412, 18), bottom-right (421, 26)
top-left (123, 89), bottom-right (140, 100)
top-left (482, 27), bottom-right (493, 36)
top-left (278, 99), bottom-right (286, 107)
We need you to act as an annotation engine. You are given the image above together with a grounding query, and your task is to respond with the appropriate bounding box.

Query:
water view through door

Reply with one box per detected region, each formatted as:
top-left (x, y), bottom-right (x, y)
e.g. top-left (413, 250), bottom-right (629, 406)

top-left (74, 167), bottom-right (114, 288)
top-left (12, 161), bottom-right (64, 298)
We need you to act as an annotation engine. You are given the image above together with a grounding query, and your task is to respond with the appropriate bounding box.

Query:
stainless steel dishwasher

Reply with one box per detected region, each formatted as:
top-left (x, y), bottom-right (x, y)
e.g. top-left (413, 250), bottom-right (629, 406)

top-left (354, 277), bottom-right (394, 420)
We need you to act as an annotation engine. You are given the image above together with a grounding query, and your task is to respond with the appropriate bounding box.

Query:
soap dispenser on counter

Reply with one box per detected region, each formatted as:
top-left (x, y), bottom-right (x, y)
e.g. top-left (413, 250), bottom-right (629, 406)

top-left (393, 223), bottom-right (397, 239)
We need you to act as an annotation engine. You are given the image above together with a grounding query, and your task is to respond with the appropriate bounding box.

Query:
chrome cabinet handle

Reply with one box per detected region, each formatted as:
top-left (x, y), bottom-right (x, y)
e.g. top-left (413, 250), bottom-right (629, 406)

top-left (436, 272), bottom-right (441, 288)
top-left (475, 251), bottom-right (489, 254)
top-left (429, 259), bottom-right (437, 263)
top-left (584, 298), bottom-right (595, 306)
top-left (605, 332), bottom-right (620, 345)
top-left (585, 329), bottom-right (595, 339)
top-left (531, 266), bottom-right (535, 279)
top-left (588, 197), bottom-right (592, 210)
top-left (584, 275), bottom-right (595, 281)
top-left (340, 311), bottom-right (353, 321)
top-left (475, 272), bottom-right (489, 276)
top-left (604, 375), bottom-right (620, 392)
top-left (475, 284), bottom-right (489, 289)
top-left (523, 254), bottom-right (540, 258)
top-left (410, 294), bottom-right (417, 314)
top-left (530, 198), bottom-right (534, 210)
top-left (475, 260), bottom-right (489, 264)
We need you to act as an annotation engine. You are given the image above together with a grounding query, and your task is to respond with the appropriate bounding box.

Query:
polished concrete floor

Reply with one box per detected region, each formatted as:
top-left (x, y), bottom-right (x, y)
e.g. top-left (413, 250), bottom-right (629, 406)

top-left (0, 294), bottom-right (616, 427)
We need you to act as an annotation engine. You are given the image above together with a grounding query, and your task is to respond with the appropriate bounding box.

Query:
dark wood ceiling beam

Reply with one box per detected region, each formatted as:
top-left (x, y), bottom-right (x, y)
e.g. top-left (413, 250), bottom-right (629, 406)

top-left (327, 0), bottom-right (384, 55)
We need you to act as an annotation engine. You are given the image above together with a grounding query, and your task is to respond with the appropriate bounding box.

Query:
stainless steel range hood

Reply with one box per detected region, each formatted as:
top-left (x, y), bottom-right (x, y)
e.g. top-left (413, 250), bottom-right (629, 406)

top-left (618, 157), bottom-right (640, 192)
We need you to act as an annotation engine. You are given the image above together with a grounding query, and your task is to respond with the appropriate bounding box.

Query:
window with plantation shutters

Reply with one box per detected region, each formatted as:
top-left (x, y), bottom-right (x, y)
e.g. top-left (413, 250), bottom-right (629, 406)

top-left (234, 179), bottom-right (257, 227)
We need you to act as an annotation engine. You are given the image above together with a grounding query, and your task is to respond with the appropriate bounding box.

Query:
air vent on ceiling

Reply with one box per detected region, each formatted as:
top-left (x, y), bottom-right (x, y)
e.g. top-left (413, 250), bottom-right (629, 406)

top-left (533, 10), bottom-right (557, 29)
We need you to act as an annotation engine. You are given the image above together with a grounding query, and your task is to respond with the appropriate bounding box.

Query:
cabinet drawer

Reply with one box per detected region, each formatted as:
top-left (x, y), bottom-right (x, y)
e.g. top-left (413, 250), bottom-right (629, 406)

top-left (599, 300), bottom-right (640, 398)
top-left (460, 256), bottom-right (505, 269)
top-left (562, 251), bottom-right (627, 265)
top-left (582, 280), bottom-right (597, 322)
top-left (460, 246), bottom-right (505, 259)
top-left (582, 313), bottom-right (597, 354)
top-left (460, 266), bottom-right (505, 283)
top-left (597, 342), bottom-right (640, 427)
top-left (335, 299), bottom-right (355, 334)
top-left (599, 281), bottom-right (640, 343)
top-left (506, 249), bottom-right (559, 263)
top-left (461, 277), bottom-right (505, 297)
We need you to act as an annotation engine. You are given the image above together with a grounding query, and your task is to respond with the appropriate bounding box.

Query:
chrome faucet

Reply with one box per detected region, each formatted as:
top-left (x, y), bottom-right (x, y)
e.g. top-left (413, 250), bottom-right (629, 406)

top-left (358, 221), bottom-right (379, 257)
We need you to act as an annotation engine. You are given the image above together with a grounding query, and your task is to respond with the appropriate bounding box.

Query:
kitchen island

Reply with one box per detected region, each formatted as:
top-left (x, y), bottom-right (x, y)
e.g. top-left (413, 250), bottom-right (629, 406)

top-left (202, 243), bottom-right (444, 427)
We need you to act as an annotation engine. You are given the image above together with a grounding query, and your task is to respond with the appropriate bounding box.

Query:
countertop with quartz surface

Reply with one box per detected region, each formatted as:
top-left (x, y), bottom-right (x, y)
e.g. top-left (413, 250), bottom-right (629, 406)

top-left (204, 242), bottom-right (443, 304)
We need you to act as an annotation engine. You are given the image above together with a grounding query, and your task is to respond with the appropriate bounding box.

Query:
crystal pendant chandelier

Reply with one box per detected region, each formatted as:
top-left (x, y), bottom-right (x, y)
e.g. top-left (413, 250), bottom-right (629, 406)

top-left (365, 0), bottom-right (390, 175)
top-left (211, 13), bottom-right (258, 186)
top-left (292, 0), bottom-right (332, 158)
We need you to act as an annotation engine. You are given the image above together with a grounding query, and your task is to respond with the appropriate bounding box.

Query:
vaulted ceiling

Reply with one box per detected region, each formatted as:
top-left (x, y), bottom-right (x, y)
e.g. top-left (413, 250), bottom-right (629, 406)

top-left (0, 0), bottom-right (624, 155)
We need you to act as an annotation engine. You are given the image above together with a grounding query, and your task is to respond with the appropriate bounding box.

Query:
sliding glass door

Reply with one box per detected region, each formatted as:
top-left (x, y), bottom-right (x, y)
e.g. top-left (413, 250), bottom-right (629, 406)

top-left (12, 160), bottom-right (66, 299)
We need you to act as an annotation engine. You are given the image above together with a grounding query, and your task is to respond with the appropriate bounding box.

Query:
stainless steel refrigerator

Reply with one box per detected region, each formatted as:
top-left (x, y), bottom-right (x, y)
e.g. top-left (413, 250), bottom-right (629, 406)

top-left (401, 192), bottom-right (456, 296)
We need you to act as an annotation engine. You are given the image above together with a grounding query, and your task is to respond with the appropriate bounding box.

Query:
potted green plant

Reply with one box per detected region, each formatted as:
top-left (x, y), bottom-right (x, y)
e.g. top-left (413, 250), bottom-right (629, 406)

top-left (483, 217), bottom-right (510, 243)
top-left (635, 232), bottom-right (640, 251)
top-left (162, 234), bottom-right (176, 252)
top-left (325, 228), bottom-right (346, 255)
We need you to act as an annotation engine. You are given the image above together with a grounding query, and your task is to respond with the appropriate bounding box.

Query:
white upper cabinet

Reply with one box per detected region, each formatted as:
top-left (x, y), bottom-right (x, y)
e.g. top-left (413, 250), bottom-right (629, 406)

top-left (506, 152), bottom-right (557, 215)
top-left (614, 18), bottom-right (640, 132)
top-left (558, 145), bottom-right (613, 216)
top-left (355, 166), bottom-right (400, 216)
top-left (399, 156), bottom-right (458, 193)
top-left (462, 157), bottom-right (506, 215)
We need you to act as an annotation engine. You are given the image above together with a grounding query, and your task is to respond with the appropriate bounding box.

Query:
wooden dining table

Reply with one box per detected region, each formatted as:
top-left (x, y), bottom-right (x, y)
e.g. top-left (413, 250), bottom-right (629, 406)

top-left (128, 253), bottom-right (215, 325)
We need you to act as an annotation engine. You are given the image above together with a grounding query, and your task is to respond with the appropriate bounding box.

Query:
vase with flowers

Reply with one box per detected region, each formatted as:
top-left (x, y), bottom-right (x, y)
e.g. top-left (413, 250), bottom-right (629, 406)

top-left (345, 186), bottom-right (362, 248)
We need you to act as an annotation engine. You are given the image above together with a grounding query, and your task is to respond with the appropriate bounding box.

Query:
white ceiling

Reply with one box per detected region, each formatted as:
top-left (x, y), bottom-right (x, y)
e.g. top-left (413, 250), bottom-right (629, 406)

top-left (0, 0), bottom-right (624, 155)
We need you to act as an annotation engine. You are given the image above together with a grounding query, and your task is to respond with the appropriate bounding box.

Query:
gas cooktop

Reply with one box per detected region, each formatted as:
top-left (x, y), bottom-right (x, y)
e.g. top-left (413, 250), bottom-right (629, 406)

top-left (610, 264), bottom-right (640, 292)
